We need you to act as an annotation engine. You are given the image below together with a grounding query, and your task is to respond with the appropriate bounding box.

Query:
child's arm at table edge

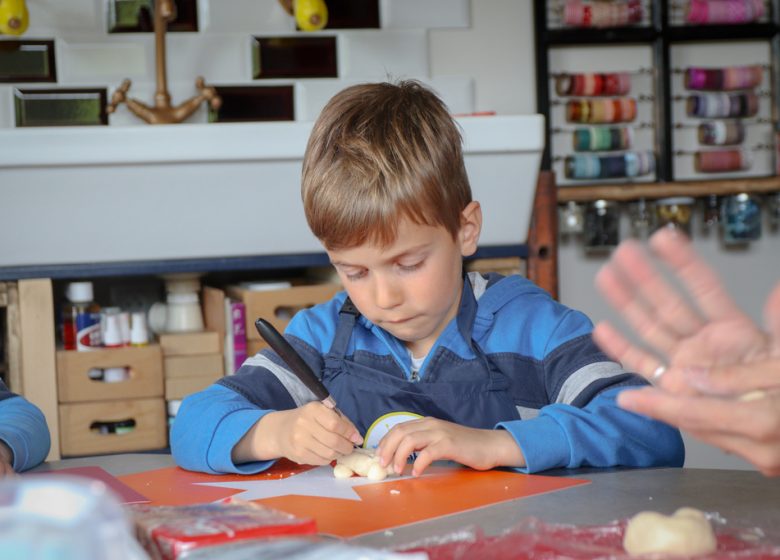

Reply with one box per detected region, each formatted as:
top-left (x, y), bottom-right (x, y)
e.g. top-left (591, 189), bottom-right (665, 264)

top-left (495, 308), bottom-right (684, 473)
top-left (0, 396), bottom-right (51, 472)
top-left (497, 386), bottom-right (685, 473)
top-left (171, 384), bottom-right (278, 475)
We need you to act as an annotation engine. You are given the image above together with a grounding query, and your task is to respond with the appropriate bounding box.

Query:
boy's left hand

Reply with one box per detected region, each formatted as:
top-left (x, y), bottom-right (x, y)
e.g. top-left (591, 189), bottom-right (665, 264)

top-left (375, 417), bottom-right (525, 476)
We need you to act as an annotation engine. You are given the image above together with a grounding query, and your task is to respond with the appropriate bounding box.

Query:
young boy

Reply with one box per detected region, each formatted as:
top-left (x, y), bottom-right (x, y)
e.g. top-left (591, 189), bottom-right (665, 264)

top-left (0, 378), bottom-right (51, 475)
top-left (171, 80), bottom-right (684, 476)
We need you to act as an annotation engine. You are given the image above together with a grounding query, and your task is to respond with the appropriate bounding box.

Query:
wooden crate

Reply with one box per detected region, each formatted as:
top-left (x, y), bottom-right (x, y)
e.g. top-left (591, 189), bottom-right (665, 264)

top-left (164, 372), bottom-right (223, 400)
top-left (56, 345), bottom-right (163, 403)
top-left (164, 353), bottom-right (223, 379)
top-left (226, 283), bottom-right (341, 341)
top-left (59, 398), bottom-right (167, 456)
top-left (158, 331), bottom-right (220, 356)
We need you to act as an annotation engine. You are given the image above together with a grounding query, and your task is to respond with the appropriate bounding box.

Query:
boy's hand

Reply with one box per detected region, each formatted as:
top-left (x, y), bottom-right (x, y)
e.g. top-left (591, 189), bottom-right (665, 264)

top-left (0, 441), bottom-right (15, 477)
top-left (233, 401), bottom-right (363, 466)
top-left (375, 417), bottom-right (525, 477)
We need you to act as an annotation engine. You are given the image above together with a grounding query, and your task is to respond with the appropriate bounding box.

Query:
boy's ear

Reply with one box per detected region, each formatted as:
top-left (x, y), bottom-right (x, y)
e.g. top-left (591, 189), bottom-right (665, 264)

top-left (459, 201), bottom-right (482, 257)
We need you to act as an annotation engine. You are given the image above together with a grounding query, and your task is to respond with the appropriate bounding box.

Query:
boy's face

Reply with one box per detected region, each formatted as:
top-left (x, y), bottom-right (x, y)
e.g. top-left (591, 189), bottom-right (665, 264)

top-left (327, 202), bottom-right (481, 358)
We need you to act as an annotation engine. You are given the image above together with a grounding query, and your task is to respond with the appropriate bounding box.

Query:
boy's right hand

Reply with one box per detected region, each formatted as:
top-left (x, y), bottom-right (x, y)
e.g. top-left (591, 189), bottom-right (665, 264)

top-left (233, 401), bottom-right (363, 466)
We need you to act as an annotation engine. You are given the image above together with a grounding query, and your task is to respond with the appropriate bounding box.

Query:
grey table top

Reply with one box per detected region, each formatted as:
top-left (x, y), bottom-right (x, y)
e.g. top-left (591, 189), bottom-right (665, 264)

top-left (32, 454), bottom-right (780, 548)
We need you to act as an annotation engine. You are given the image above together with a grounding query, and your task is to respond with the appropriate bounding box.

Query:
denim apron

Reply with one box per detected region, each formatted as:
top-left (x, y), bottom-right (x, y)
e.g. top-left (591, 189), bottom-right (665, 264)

top-left (320, 280), bottom-right (521, 446)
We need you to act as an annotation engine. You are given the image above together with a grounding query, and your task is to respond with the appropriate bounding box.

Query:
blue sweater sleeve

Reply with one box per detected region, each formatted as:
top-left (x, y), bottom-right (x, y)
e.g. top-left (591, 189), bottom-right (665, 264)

top-left (497, 387), bottom-right (685, 473)
top-left (0, 396), bottom-right (51, 472)
top-left (170, 384), bottom-right (277, 475)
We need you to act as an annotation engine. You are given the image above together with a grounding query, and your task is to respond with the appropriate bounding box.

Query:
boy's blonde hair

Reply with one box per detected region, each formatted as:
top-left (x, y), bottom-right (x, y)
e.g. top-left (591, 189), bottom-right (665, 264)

top-left (302, 80), bottom-right (472, 250)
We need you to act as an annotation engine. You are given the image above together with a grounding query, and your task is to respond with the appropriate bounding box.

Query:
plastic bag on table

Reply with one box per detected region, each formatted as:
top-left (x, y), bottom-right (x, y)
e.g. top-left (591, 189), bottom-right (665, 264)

top-left (0, 474), bottom-right (148, 560)
top-left (178, 536), bottom-right (429, 559)
top-left (396, 515), bottom-right (780, 560)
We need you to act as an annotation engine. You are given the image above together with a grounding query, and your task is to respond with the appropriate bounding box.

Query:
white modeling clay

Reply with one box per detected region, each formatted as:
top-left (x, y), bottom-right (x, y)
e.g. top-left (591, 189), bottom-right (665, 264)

top-left (623, 507), bottom-right (717, 556)
top-left (333, 448), bottom-right (395, 481)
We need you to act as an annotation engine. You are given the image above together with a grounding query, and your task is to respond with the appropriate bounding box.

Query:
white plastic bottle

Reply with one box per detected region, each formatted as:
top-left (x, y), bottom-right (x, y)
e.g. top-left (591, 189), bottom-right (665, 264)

top-left (63, 282), bottom-right (102, 351)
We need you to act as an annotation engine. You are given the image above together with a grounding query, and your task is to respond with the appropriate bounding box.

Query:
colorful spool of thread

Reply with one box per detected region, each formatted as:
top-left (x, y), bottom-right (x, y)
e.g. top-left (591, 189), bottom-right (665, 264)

top-left (555, 72), bottom-right (632, 96)
top-left (686, 0), bottom-right (765, 24)
top-left (565, 151), bottom-right (655, 180)
top-left (697, 120), bottom-right (745, 146)
top-left (564, 0), bottom-right (643, 27)
top-left (694, 149), bottom-right (750, 173)
top-left (685, 65), bottom-right (762, 91)
top-left (686, 92), bottom-right (759, 119)
top-left (573, 126), bottom-right (634, 151)
top-left (566, 98), bottom-right (638, 123)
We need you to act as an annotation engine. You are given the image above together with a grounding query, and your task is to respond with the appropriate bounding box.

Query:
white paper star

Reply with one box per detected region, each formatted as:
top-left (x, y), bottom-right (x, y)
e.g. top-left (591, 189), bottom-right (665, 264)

top-left (195, 465), bottom-right (418, 502)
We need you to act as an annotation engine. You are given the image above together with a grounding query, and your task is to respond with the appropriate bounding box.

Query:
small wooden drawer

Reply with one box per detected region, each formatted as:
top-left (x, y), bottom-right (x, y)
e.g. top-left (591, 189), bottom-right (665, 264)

top-left (56, 345), bottom-right (163, 403)
top-left (165, 372), bottom-right (223, 400)
top-left (158, 331), bottom-right (221, 356)
top-left (164, 353), bottom-right (224, 379)
top-left (227, 283), bottom-right (341, 340)
top-left (59, 398), bottom-right (167, 456)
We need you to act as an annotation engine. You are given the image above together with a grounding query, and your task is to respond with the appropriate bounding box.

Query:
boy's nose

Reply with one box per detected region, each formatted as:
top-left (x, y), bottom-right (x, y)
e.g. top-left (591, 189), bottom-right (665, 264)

top-left (373, 276), bottom-right (402, 309)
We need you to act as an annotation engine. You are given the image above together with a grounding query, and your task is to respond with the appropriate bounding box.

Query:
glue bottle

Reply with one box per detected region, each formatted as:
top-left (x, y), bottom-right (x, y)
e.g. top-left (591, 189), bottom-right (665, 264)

top-left (62, 282), bottom-right (102, 351)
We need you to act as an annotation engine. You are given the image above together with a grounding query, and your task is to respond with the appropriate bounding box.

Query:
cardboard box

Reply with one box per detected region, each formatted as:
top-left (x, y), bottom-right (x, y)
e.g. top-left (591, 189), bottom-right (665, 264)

top-left (56, 345), bottom-right (164, 403)
top-left (158, 331), bottom-right (221, 356)
top-left (59, 398), bottom-right (167, 456)
top-left (165, 372), bottom-right (223, 400)
top-left (466, 257), bottom-right (524, 277)
top-left (226, 283), bottom-right (341, 341)
top-left (164, 353), bottom-right (224, 379)
top-left (247, 339), bottom-right (267, 357)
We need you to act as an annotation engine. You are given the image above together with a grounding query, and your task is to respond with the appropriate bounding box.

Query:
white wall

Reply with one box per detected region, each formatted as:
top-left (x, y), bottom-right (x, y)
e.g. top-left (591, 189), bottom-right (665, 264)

top-left (431, 0), bottom-right (779, 470)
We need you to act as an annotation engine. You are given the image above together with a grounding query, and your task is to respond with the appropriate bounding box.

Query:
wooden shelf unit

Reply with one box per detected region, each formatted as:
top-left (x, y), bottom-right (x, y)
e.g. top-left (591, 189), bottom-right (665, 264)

top-left (534, 1), bottom-right (780, 186)
top-left (558, 176), bottom-right (780, 202)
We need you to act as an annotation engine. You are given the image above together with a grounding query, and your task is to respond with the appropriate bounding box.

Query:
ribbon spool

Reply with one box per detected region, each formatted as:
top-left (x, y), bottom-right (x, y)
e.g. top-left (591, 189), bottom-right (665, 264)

top-left (565, 151), bottom-right (655, 179)
top-left (694, 149), bottom-right (751, 173)
top-left (697, 120), bottom-right (745, 146)
top-left (563, 0), bottom-right (643, 27)
top-left (685, 65), bottom-right (763, 91)
top-left (555, 72), bottom-right (632, 96)
top-left (686, 0), bottom-right (765, 24)
top-left (686, 92), bottom-right (759, 119)
top-left (566, 98), bottom-right (638, 124)
top-left (573, 126), bottom-right (634, 151)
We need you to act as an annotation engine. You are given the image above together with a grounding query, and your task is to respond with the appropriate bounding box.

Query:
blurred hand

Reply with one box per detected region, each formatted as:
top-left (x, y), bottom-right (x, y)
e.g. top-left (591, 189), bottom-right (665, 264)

top-left (618, 358), bottom-right (780, 476)
top-left (594, 227), bottom-right (780, 394)
top-left (594, 227), bottom-right (780, 476)
top-left (376, 417), bottom-right (524, 477)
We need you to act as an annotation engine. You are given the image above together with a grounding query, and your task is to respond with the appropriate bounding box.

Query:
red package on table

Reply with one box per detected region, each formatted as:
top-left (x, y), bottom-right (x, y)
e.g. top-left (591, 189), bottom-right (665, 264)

top-left (128, 498), bottom-right (317, 560)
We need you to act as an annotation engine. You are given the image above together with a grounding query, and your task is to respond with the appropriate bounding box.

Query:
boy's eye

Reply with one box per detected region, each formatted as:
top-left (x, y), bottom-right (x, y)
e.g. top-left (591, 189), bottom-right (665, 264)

top-left (344, 268), bottom-right (367, 281)
top-left (398, 261), bottom-right (423, 273)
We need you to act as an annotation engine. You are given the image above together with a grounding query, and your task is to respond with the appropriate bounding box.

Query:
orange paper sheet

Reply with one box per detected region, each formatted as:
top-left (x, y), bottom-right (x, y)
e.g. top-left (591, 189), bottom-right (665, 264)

top-left (119, 461), bottom-right (588, 538)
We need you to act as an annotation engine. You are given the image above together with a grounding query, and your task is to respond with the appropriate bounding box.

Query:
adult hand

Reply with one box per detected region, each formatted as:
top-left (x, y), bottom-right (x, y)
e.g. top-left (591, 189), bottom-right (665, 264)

top-left (375, 417), bottom-right (524, 477)
top-left (593, 228), bottom-right (780, 393)
top-left (617, 357), bottom-right (780, 476)
top-left (232, 401), bottom-right (362, 466)
top-left (0, 441), bottom-right (15, 477)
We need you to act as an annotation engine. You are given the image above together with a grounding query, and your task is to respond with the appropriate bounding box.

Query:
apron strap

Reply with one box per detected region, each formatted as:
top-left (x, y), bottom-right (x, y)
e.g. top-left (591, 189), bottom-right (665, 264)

top-left (328, 297), bottom-right (360, 358)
